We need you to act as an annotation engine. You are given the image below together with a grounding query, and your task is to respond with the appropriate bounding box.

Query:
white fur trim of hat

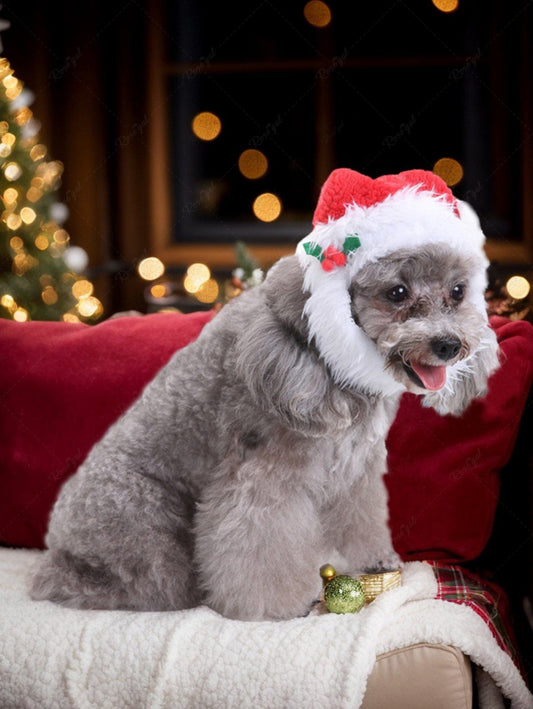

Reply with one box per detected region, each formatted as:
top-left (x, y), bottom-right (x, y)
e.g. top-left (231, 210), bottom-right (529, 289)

top-left (296, 168), bottom-right (490, 396)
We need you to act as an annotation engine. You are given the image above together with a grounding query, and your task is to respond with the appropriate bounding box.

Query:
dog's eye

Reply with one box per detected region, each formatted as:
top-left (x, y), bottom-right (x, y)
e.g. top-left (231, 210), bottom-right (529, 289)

top-left (386, 285), bottom-right (409, 303)
top-left (451, 284), bottom-right (466, 302)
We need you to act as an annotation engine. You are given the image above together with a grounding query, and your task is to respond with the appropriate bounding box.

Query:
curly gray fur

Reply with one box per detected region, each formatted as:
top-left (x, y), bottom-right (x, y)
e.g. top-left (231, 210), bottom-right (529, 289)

top-left (30, 246), bottom-right (499, 620)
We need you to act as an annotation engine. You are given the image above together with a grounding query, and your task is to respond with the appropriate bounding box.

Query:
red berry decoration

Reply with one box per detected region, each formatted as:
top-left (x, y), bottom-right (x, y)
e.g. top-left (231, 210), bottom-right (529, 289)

top-left (321, 246), bottom-right (347, 270)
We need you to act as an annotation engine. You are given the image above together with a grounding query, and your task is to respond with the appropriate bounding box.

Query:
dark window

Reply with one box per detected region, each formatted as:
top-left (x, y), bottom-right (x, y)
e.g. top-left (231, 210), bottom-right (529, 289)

top-left (158, 1), bottom-right (528, 253)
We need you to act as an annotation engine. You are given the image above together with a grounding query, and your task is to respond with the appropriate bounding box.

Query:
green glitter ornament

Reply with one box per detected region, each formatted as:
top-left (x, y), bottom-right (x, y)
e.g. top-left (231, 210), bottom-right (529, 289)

top-left (323, 574), bottom-right (366, 614)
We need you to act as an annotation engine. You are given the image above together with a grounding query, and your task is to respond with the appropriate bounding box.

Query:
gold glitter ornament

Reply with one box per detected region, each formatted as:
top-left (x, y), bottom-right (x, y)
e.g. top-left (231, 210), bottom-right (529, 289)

top-left (323, 575), bottom-right (366, 614)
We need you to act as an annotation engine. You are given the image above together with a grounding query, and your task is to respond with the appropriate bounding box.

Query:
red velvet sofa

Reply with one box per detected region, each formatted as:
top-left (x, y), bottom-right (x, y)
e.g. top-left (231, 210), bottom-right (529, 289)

top-left (1, 311), bottom-right (532, 707)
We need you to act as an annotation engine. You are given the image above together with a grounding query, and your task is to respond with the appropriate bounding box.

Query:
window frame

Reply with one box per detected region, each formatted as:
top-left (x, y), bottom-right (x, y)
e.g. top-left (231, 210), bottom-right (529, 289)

top-left (147, 0), bottom-right (533, 270)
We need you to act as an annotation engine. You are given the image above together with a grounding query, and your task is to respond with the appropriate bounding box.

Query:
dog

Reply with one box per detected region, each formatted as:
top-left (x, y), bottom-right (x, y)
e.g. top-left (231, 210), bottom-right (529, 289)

top-left (30, 169), bottom-right (499, 620)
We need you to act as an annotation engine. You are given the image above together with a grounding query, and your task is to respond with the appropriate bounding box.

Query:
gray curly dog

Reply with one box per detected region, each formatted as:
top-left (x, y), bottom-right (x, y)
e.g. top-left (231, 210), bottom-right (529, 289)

top-left (31, 170), bottom-right (499, 620)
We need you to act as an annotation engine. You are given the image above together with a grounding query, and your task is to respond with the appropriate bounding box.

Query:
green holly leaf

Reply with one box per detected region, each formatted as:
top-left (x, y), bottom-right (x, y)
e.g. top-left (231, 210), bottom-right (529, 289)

top-left (303, 242), bottom-right (324, 261)
top-left (343, 235), bottom-right (361, 255)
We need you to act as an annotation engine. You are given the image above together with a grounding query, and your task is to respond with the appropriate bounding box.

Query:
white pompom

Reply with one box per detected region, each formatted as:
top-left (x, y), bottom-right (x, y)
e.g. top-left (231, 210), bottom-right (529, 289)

top-left (63, 246), bottom-right (89, 273)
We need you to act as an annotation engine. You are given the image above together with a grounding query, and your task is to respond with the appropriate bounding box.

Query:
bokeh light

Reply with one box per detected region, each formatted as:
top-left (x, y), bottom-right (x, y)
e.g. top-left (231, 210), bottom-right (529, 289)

top-left (304, 1), bottom-right (332, 27)
top-left (5, 213), bottom-right (22, 230)
top-left (138, 256), bottom-right (165, 281)
top-left (77, 296), bottom-right (103, 318)
top-left (9, 236), bottom-right (23, 251)
top-left (191, 112), bottom-right (222, 141)
top-left (72, 279), bottom-right (94, 300)
top-left (184, 262), bottom-right (211, 293)
top-left (505, 276), bottom-right (530, 300)
top-left (41, 286), bottom-right (58, 305)
top-left (432, 0), bottom-right (459, 12)
top-left (63, 313), bottom-right (81, 323)
top-left (13, 307), bottom-right (29, 322)
top-left (195, 278), bottom-right (219, 303)
top-left (1, 294), bottom-right (15, 310)
top-left (20, 207), bottom-right (37, 224)
top-left (34, 235), bottom-right (49, 251)
top-left (30, 144), bottom-right (47, 161)
top-left (433, 157), bottom-right (464, 187)
top-left (253, 192), bottom-right (282, 222)
top-left (3, 187), bottom-right (18, 205)
top-left (4, 162), bottom-right (22, 181)
top-left (238, 149), bottom-right (268, 179)
top-left (150, 283), bottom-right (167, 298)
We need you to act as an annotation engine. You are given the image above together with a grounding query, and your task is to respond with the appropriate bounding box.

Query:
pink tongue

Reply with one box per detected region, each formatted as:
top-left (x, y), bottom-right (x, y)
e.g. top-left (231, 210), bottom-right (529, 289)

top-left (410, 361), bottom-right (447, 390)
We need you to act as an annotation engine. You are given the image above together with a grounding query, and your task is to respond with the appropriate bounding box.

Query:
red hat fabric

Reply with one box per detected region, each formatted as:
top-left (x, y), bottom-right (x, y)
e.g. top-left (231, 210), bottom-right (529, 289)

top-left (312, 168), bottom-right (460, 225)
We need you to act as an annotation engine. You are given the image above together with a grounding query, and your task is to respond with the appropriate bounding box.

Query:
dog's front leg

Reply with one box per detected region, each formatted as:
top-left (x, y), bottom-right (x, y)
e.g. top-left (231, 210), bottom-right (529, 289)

top-left (328, 469), bottom-right (402, 576)
top-left (194, 461), bottom-right (327, 621)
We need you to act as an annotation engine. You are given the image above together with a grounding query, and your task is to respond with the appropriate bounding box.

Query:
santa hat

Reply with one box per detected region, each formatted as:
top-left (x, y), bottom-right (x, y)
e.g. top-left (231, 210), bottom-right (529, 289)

top-left (296, 168), bottom-right (489, 396)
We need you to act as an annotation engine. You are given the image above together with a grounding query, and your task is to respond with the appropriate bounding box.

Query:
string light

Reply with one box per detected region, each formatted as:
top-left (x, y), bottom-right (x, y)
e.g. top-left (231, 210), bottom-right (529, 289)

top-left (506, 276), bottom-right (530, 300)
top-left (26, 186), bottom-right (43, 202)
top-left (41, 286), bottom-right (58, 305)
top-left (14, 107), bottom-right (32, 126)
top-left (3, 187), bottom-right (18, 205)
top-left (1, 294), bottom-right (15, 310)
top-left (138, 256), bottom-right (165, 281)
top-left (76, 296), bottom-right (103, 318)
top-left (432, 0), bottom-right (459, 12)
top-left (52, 228), bottom-right (69, 244)
top-left (432, 157), bottom-right (463, 186)
top-left (4, 162), bottom-right (22, 181)
top-left (9, 236), bottom-right (23, 250)
top-left (72, 279), bottom-right (94, 300)
top-left (252, 192), bottom-right (282, 222)
top-left (2, 133), bottom-right (15, 146)
top-left (191, 112), bottom-right (222, 141)
top-left (13, 307), bottom-right (29, 322)
top-left (195, 279), bottom-right (219, 303)
top-left (238, 149), bottom-right (268, 179)
top-left (30, 144), bottom-right (47, 161)
top-left (5, 213), bottom-right (22, 230)
top-left (184, 263), bottom-right (211, 293)
top-left (303, 1), bottom-right (332, 27)
top-left (150, 283), bottom-right (167, 298)
top-left (34, 235), bottom-right (49, 250)
top-left (20, 207), bottom-right (37, 224)
top-left (62, 312), bottom-right (81, 323)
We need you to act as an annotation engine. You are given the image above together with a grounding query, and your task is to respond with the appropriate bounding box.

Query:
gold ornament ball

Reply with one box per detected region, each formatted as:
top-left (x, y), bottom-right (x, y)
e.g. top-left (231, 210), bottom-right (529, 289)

top-left (319, 563), bottom-right (337, 584)
top-left (324, 575), bottom-right (366, 614)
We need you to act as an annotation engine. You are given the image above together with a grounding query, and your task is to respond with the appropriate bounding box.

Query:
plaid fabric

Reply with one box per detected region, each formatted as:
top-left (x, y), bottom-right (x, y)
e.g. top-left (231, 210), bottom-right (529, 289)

top-left (431, 562), bottom-right (520, 669)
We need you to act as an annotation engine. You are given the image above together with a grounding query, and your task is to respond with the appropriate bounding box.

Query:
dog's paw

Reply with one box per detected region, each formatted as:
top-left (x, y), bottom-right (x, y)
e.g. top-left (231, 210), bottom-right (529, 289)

top-left (364, 553), bottom-right (403, 574)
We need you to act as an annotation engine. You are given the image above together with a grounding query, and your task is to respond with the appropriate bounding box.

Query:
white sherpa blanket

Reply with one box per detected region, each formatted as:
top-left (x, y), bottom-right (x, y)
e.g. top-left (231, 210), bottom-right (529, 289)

top-left (0, 549), bottom-right (531, 709)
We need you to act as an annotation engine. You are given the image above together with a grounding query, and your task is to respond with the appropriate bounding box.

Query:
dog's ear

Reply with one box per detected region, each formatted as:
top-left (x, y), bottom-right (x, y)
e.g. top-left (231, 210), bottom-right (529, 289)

top-left (421, 327), bottom-right (500, 417)
top-left (234, 257), bottom-right (359, 434)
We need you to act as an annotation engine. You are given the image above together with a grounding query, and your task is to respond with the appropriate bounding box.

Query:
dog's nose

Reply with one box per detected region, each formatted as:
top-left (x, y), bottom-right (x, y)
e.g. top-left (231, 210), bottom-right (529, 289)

top-left (431, 336), bottom-right (462, 361)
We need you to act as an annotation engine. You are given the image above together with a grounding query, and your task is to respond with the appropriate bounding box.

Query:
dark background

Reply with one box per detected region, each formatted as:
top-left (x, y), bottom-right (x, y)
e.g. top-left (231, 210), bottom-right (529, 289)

top-left (3, 0), bottom-right (532, 313)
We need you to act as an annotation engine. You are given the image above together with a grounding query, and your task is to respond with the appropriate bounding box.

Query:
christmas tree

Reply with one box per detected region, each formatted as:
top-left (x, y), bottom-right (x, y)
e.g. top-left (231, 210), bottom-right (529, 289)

top-left (0, 56), bottom-right (98, 322)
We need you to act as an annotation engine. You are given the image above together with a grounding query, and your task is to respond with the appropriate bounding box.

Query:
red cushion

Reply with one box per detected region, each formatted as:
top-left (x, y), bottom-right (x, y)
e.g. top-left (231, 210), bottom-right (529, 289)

top-left (0, 312), bottom-right (213, 548)
top-left (387, 316), bottom-right (533, 562)
top-left (1, 312), bottom-right (532, 562)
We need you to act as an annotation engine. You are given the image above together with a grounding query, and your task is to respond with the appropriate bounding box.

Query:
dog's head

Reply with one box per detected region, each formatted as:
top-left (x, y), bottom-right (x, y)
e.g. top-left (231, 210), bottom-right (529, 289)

top-left (348, 244), bottom-right (499, 413)
top-left (294, 168), bottom-right (500, 415)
